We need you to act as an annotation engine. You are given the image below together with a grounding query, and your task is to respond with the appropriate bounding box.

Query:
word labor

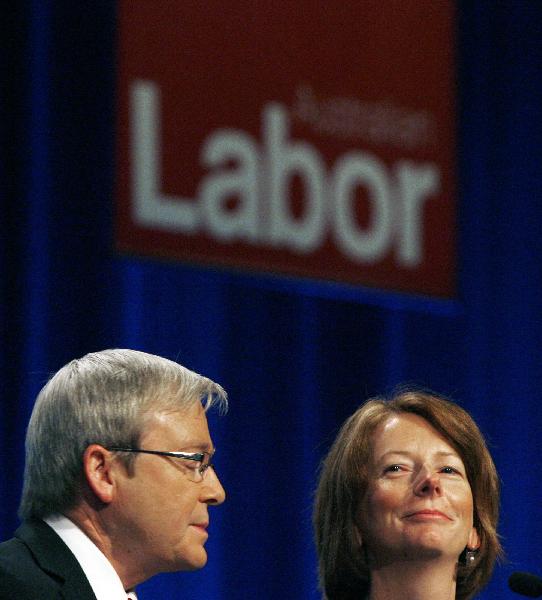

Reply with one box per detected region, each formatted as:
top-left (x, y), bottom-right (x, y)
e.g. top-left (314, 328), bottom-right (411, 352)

top-left (131, 80), bottom-right (440, 266)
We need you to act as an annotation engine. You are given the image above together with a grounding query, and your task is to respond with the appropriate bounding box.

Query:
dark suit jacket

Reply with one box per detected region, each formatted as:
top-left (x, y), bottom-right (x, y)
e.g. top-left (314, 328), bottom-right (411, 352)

top-left (0, 519), bottom-right (97, 599)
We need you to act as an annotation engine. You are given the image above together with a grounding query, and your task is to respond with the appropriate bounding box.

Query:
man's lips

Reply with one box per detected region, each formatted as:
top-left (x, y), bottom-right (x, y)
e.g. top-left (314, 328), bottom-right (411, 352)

top-left (404, 510), bottom-right (451, 521)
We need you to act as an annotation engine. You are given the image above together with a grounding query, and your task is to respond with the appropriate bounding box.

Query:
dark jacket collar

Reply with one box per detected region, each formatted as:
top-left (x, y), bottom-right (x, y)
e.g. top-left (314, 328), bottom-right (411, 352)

top-left (15, 519), bottom-right (97, 600)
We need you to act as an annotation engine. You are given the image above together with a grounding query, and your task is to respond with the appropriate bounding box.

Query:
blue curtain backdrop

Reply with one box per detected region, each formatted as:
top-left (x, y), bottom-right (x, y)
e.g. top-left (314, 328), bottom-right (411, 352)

top-left (2, 2), bottom-right (542, 598)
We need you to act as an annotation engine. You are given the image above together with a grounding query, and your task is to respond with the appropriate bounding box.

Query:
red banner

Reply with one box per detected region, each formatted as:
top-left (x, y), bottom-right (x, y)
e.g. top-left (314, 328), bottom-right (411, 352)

top-left (117, 1), bottom-right (456, 297)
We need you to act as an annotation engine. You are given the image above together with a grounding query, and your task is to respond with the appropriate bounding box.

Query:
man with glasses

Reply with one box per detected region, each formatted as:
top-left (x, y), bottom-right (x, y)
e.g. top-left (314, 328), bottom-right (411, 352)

top-left (0, 349), bottom-right (227, 599)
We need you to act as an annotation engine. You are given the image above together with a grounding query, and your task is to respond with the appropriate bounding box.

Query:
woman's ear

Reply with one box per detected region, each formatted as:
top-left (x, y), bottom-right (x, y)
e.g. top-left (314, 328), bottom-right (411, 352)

top-left (467, 526), bottom-right (481, 550)
top-left (82, 444), bottom-right (116, 504)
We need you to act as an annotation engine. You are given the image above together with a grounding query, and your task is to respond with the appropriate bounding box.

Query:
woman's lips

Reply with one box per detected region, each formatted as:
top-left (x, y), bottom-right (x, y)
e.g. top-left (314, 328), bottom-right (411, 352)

top-left (404, 510), bottom-right (451, 521)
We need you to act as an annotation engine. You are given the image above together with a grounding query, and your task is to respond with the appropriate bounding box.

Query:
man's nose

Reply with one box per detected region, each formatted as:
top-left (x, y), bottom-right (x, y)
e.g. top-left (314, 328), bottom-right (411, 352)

top-left (203, 466), bottom-right (226, 505)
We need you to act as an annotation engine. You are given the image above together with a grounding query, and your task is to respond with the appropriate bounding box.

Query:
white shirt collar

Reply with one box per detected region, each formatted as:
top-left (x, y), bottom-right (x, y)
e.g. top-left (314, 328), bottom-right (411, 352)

top-left (45, 514), bottom-right (137, 600)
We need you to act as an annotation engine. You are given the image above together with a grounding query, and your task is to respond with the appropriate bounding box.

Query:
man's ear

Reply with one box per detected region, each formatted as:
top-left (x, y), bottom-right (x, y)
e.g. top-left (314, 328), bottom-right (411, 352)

top-left (82, 444), bottom-right (116, 504)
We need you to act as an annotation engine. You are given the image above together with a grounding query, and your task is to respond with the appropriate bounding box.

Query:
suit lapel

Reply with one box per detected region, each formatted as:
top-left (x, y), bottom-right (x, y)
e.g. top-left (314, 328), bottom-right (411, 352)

top-left (15, 520), bottom-right (97, 600)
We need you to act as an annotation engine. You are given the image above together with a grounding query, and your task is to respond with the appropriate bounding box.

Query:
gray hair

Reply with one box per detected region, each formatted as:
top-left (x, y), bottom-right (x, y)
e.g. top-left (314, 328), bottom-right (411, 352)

top-left (19, 349), bottom-right (227, 520)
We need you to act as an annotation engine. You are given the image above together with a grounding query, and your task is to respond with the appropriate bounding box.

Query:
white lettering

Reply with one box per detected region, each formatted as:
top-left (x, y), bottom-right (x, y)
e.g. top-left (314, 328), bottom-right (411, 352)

top-left (131, 80), bottom-right (199, 232)
top-left (394, 161), bottom-right (440, 266)
top-left (265, 104), bottom-right (326, 252)
top-left (199, 131), bottom-right (260, 241)
top-left (130, 79), bottom-right (442, 268)
top-left (331, 152), bottom-right (393, 263)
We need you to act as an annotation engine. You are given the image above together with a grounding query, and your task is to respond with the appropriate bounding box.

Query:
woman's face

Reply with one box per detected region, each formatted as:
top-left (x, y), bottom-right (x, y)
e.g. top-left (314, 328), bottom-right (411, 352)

top-left (360, 412), bottom-right (479, 566)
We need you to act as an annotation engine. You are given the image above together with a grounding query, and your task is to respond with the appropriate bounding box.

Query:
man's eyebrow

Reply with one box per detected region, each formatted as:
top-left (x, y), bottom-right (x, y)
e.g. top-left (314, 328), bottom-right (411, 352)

top-left (176, 441), bottom-right (214, 452)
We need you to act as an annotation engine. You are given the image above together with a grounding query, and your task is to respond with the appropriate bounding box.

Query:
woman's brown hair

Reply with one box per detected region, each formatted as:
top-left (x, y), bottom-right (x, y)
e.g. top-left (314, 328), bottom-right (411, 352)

top-left (313, 389), bottom-right (502, 600)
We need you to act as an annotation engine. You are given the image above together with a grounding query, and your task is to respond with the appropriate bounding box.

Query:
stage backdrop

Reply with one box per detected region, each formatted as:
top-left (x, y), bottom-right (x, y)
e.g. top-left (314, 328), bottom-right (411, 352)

top-left (116, 1), bottom-right (456, 298)
top-left (2, 2), bottom-right (542, 599)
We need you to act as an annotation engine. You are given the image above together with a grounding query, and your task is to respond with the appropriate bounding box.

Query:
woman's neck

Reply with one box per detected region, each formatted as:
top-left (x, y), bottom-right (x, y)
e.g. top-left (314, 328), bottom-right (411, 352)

top-left (368, 559), bottom-right (457, 600)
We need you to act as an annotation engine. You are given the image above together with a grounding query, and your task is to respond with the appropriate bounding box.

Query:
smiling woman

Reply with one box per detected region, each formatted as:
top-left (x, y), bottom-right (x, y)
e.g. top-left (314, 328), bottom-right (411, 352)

top-left (313, 389), bottom-right (502, 600)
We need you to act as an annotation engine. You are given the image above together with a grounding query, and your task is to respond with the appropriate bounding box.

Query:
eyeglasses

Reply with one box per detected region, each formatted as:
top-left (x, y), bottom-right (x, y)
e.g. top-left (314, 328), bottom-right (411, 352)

top-left (108, 447), bottom-right (215, 483)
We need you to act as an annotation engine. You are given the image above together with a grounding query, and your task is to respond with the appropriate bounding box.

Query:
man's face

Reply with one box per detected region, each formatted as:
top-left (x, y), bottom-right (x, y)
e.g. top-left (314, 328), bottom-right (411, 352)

top-left (109, 402), bottom-right (225, 579)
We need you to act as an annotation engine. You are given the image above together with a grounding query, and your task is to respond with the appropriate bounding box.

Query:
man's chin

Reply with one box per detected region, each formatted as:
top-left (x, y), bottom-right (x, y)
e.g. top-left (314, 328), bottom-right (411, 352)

top-left (172, 549), bottom-right (208, 572)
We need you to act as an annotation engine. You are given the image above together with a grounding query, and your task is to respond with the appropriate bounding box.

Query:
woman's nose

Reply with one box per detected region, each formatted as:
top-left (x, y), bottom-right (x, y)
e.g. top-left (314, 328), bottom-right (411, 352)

top-left (413, 469), bottom-right (443, 497)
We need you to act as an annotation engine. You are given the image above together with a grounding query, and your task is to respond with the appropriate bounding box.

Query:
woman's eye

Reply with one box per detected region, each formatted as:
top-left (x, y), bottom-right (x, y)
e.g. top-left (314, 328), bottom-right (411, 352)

top-left (441, 466), bottom-right (460, 475)
top-left (384, 464), bottom-right (404, 473)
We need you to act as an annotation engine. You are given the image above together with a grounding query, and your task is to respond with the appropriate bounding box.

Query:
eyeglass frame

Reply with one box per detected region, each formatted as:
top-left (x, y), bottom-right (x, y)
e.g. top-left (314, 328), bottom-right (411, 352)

top-left (107, 447), bottom-right (215, 481)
